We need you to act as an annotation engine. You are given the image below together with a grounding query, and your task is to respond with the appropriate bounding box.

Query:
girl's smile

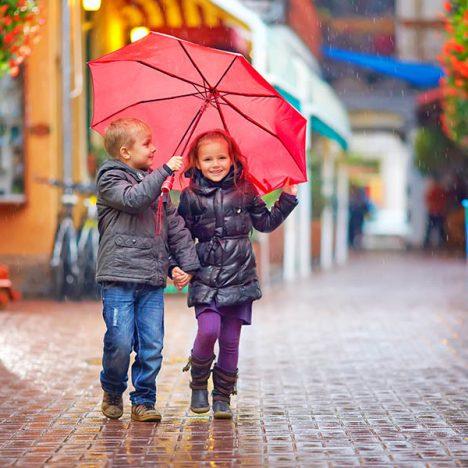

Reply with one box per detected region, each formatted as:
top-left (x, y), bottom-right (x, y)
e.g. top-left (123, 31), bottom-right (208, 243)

top-left (196, 138), bottom-right (232, 182)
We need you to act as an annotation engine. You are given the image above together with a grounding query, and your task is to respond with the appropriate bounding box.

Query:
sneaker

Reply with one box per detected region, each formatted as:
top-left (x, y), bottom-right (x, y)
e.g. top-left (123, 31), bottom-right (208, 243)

top-left (213, 400), bottom-right (232, 419)
top-left (101, 391), bottom-right (123, 419)
top-left (131, 404), bottom-right (162, 422)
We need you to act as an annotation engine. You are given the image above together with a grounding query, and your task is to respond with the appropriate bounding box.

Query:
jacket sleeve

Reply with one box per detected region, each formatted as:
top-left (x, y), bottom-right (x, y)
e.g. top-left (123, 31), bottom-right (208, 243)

top-left (166, 198), bottom-right (200, 274)
top-left (97, 166), bottom-right (171, 214)
top-left (177, 189), bottom-right (194, 234)
top-left (248, 188), bottom-right (299, 233)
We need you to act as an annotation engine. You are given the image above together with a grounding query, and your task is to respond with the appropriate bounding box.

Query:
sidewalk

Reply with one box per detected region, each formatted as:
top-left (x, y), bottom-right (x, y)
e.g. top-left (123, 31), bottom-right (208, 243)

top-left (0, 253), bottom-right (467, 466)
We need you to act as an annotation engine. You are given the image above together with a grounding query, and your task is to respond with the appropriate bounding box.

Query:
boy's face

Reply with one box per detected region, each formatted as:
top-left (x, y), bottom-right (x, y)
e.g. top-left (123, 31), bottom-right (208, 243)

top-left (120, 127), bottom-right (156, 170)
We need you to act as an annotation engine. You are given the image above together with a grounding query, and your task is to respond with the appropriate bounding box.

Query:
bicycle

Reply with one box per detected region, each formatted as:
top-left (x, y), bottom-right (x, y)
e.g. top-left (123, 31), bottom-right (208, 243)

top-left (39, 178), bottom-right (95, 300)
top-left (76, 192), bottom-right (99, 299)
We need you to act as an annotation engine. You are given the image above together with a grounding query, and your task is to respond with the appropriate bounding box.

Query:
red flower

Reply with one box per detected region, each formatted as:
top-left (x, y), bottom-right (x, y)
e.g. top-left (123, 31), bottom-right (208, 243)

top-left (3, 33), bottom-right (15, 45)
top-left (444, 1), bottom-right (451, 13)
top-left (10, 65), bottom-right (20, 78)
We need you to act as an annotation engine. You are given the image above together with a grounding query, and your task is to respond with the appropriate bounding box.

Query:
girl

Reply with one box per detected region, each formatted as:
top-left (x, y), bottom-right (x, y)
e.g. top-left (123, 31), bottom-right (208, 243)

top-left (175, 129), bottom-right (298, 419)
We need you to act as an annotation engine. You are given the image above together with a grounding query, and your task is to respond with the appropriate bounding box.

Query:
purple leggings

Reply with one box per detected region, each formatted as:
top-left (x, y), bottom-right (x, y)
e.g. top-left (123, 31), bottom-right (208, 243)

top-left (192, 311), bottom-right (242, 372)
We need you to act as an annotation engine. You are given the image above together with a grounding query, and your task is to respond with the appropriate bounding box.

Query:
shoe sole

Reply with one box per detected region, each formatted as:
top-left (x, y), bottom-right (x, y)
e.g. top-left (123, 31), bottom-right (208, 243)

top-left (190, 406), bottom-right (210, 414)
top-left (213, 411), bottom-right (233, 420)
top-left (102, 408), bottom-right (123, 420)
top-left (131, 414), bottom-right (162, 422)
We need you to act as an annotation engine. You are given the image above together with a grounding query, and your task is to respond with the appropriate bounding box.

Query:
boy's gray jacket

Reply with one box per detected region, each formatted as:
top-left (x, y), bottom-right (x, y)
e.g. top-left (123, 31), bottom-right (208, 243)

top-left (95, 159), bottom-right (199, 286)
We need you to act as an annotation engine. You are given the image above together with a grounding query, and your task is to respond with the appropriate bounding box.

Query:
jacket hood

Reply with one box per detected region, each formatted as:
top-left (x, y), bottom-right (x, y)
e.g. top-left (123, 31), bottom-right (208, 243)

top-left (96, 159), bottom-right (149, 184)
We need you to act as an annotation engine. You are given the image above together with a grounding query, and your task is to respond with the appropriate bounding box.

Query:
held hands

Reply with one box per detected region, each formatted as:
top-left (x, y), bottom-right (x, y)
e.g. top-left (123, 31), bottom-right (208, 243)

top-left (172, 266), bottom-right (192, 290)
top-left (166, 155), bottom-right (184, 172)
top-left (283, 179), bottom-right (298, 196)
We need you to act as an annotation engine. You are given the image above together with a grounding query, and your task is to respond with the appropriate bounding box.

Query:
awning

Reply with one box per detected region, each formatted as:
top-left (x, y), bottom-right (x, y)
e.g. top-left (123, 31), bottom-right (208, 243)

top-left (306, 74), bottom-right (351, 151)
top-left (323, 47), bottom-right (444, 89)
top-left (274, 85), bottom-right (302, 111)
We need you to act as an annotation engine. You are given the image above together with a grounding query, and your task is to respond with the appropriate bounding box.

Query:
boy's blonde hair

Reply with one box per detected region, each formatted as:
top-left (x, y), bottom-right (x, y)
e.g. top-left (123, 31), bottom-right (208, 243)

top-left (104, 118), bottom-right (151, 158)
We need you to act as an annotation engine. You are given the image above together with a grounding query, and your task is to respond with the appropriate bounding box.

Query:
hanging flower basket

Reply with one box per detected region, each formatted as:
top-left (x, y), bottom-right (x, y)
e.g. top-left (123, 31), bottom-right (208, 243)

top-left (439, 1), bottom-right (468, 148)
top-left (0, 0), bottom-right (43, 78)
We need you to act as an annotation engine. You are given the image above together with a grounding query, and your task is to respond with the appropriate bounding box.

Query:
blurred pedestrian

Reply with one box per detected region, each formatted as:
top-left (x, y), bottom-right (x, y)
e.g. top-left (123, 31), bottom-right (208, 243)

top-left (348, 186), bottom-right (371, 249)
top-left (423, 177), bottom-right (447, 249)
top-left (173, 130), bottom-right (298, 419)
top-left (95, 118), bottom-right (199, 422)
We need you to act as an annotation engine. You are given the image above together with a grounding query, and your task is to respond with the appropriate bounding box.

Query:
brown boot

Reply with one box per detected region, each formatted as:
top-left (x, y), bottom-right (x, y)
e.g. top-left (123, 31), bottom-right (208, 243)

top-left (212, 365), bottom-right (237, 420)
top-left (131, 404), bottom-right (162, 422)
top-left (101, 391), bottom-right (123, 419)
top-left (183, 353), bottom-right (215, 413)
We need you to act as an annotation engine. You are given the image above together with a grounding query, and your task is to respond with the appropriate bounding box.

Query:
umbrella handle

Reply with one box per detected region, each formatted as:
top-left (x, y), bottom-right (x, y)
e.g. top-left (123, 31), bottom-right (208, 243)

top-left (156, 174), bottom-right (175, 235)
top-left (161, 174), bottom-right (175, 193)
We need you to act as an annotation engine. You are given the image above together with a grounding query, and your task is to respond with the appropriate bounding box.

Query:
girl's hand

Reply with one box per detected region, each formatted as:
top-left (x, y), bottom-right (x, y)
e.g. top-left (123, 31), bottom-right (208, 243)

top-left (174, 275), bottom-right (192, 290)
top-left (283, 179), bottom-right (298, 196)
top-left (166, 156), bottom-right (183, 172)
top-left (172, 267), bottom-right (192, 290)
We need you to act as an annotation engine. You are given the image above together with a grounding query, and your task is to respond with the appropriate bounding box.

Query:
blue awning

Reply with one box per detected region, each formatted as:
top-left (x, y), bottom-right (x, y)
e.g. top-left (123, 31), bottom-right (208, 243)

top-left (323, 47), bottom-right (444, 89)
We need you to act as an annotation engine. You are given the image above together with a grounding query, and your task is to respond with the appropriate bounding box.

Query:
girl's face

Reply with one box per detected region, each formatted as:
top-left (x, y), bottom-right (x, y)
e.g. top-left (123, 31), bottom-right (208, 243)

top-left (196, 137), bottom-right (232, 182)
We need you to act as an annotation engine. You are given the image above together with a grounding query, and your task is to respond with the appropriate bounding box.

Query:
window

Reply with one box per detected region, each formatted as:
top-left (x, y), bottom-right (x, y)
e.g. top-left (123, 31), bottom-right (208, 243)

top-left (0, 71), bottom-right (25, 202)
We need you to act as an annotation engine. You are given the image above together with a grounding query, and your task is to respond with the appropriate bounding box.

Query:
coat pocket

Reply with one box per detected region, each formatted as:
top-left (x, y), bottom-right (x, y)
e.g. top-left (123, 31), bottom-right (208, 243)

top-left (113, 235), bottom-right (155, 274)
top-left (115, 235), bottom-right (153, 249)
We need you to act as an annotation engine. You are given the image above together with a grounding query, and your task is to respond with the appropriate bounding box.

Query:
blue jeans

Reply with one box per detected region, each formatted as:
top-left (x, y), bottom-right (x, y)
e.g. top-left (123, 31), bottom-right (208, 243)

top-left (100, 282), bottom-right (164, 406)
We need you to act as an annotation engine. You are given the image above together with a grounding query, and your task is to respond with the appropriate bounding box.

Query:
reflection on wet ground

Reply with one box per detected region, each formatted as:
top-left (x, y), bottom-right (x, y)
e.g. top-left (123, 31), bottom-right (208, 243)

top-left (0, 253), bottom-right (467, 465)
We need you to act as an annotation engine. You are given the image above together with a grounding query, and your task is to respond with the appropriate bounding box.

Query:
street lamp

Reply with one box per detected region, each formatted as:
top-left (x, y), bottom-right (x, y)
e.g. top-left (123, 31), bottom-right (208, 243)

top-left (130, 26), bottom-right (150, 43)
top-left (82, 0), bottom-right (101, 11)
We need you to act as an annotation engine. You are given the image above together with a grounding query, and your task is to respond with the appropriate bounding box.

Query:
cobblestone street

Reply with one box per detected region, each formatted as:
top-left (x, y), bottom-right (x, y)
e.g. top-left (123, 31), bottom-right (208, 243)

top-left (0, 253), bottom-right (467, 466)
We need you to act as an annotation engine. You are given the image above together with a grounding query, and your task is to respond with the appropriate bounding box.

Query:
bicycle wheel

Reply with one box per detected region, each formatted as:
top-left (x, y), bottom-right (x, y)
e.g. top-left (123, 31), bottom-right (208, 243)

top-left (62, 224), bottom-right (80, 300)
top-left (51, 220), bottom-right (79, 300)
top-left (77, 226), bottom-right (99, 299)
top-left (50, 223), bottom-right (66, 300)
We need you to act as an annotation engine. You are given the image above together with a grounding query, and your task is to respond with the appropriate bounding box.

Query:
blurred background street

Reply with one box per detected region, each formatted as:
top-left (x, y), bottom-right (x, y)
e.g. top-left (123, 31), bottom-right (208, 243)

top-left (1, 0), bottom-right (467, 465)
top-left (0, 253), bottom-right (467, 465)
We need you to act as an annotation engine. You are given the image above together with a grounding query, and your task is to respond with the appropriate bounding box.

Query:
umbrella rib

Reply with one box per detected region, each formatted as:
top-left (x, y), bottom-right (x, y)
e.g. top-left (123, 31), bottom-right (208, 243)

top-left (179, 42), bottom-right (212, 89)
top-left (213, 57), bottom-right (237, 89)
top-left (219, 95), bottom-right (277, 138)
top-left (217, 90), bottom-right (278, 98)
top-left (220, 95), bottom-right (306, 178)
top-left (92, 92), bottom-right (204, 128)
top-left (179, 107), bottom-right (205, 156)
top-left (172, 102), bottom-right (207, 156)
top-left (213, 94), bottom-right (229, 133)
top-left (134, 60), bottom-right (206, 90)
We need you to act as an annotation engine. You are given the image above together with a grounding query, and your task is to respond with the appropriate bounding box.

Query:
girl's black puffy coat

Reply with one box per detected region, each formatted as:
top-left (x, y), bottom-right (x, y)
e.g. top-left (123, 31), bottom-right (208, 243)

top-left (178, 169), bottom-right (298, 307)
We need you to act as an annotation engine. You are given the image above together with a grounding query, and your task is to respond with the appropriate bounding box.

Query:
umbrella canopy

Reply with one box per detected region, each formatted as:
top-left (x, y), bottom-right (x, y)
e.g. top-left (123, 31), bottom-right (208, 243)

top-left (89, 32), bottom-right (307, 194)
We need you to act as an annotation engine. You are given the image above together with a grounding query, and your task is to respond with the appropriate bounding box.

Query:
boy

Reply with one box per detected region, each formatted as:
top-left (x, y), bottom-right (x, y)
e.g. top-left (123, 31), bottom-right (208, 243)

top-left (96, 118), bottom-right (199, 422)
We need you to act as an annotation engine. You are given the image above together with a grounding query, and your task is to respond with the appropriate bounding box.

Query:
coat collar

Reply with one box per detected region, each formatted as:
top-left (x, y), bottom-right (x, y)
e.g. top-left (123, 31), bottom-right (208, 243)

top-left (186, 165), bottom-right (244, 196)
top-left (96, 159), bottom-right (150, 183)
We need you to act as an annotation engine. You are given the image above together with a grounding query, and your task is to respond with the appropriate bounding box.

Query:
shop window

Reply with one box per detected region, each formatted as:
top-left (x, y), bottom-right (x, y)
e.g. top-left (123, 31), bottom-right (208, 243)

top-left (0, 71), bottom-right (25, 202)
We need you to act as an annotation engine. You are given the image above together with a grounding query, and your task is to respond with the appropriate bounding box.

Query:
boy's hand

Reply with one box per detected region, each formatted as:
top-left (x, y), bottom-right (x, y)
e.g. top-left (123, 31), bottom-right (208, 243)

top-left (166, 156), bottom-right (183, 172)
top-left (172, 267), bottom-right (193, 290)
top-left (283, 179), bottom-right (298, 196)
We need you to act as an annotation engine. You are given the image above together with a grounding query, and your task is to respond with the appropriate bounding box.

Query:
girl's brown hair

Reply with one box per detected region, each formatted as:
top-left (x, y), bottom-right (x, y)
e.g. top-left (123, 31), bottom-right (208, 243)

top-left (182, 129), bottom-right (248, 185)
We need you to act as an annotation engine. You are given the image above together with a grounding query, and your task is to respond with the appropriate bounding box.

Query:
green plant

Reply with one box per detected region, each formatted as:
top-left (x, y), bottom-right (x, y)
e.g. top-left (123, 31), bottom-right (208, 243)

top-left (439, 1), bottom-right (468, 147)
top-left (0, 0), bottom-right (42, 77)
top-left (414, 126), bottom-right (455, 175)
top-left (309, 150), bottom-right (325, 219)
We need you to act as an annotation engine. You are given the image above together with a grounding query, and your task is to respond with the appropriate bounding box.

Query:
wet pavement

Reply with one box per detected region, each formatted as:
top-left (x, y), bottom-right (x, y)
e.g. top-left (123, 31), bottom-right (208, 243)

top-left (0, 252), bottom-right (467, 466)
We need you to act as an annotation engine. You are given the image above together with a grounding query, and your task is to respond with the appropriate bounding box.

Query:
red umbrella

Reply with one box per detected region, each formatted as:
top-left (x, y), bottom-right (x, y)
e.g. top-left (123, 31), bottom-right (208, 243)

top-left (89, 32), bottom-right (307, 194)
